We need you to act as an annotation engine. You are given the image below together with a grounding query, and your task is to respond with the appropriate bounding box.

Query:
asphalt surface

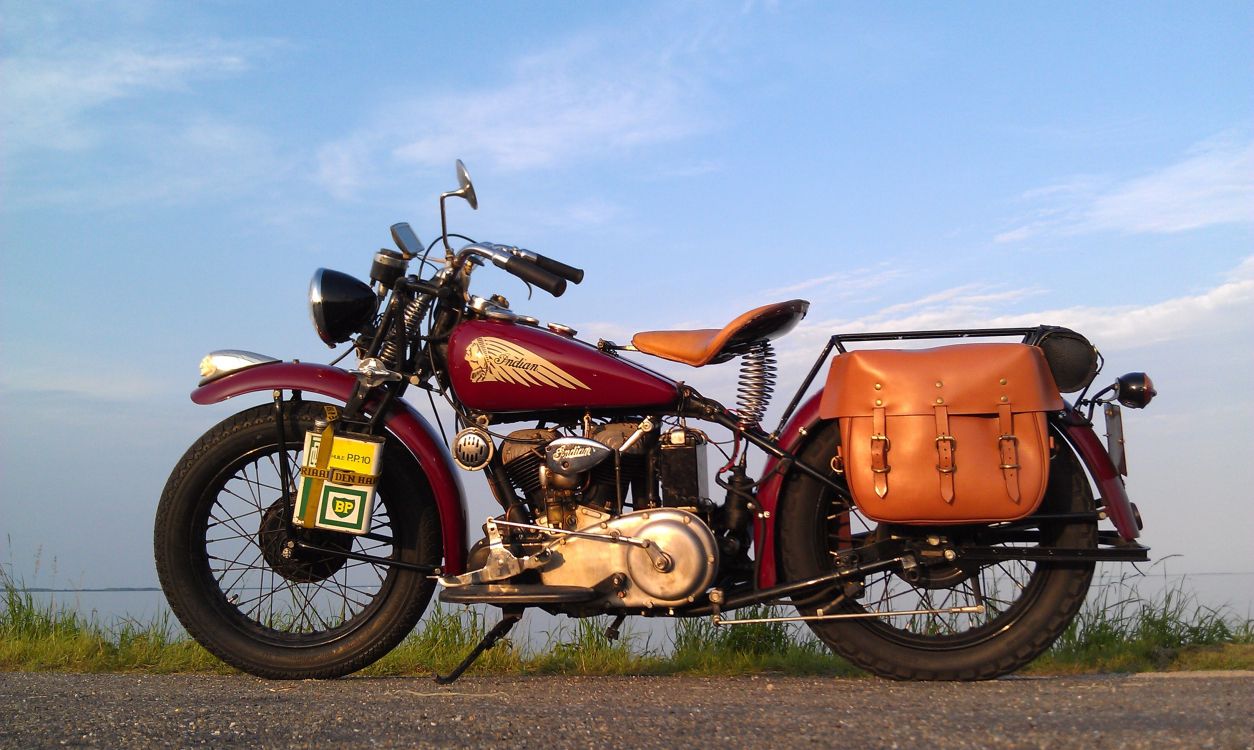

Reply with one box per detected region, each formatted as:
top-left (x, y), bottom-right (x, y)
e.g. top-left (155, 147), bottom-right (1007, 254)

top-left (1, 671), bottom-right (1250, 749)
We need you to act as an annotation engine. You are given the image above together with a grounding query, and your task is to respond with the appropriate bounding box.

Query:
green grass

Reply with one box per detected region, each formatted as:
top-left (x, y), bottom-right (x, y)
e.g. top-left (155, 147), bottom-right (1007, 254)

top-left (0, 570), bottom-right (227, 674)
top-left (3, 565), bottom-right (1250, 677)
top-left (362, 604), bottom-right (855, 677)
top-left (1026, 569), bottom-right (1254, 674)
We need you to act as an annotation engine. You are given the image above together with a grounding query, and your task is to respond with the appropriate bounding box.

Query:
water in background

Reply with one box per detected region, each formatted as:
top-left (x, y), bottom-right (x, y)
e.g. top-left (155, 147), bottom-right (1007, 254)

top-left (17, 564), bottom-right (1253, 650)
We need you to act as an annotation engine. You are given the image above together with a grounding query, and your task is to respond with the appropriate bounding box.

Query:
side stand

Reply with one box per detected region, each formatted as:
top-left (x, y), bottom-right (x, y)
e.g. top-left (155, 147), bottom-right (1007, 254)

top-left (434, 610), bottom-right (523, 685)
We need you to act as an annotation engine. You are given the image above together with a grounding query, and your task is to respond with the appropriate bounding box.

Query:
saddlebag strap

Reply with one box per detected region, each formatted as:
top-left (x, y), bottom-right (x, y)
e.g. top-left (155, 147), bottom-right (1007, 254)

top-left (871, 406), bottom-right (889, 498)
top-left (998, 403), bottom-right (1021, 503)
top-left (934, 405), bottom-right (956, 503)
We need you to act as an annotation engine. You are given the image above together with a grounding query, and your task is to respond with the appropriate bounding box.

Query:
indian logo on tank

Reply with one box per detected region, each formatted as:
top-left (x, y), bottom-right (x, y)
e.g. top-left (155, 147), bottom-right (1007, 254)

top-left (464, 336), bottom-right (590, 389)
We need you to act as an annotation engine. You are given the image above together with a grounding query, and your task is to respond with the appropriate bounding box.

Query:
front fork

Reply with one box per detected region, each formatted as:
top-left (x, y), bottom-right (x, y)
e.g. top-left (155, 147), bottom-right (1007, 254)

top-left (273, 388), bottom-right (298, 535)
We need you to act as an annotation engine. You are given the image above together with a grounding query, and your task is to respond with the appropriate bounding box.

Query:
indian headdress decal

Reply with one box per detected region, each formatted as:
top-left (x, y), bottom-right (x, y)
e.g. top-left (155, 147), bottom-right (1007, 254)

top-left (464, 337), bottom-right (590, 390)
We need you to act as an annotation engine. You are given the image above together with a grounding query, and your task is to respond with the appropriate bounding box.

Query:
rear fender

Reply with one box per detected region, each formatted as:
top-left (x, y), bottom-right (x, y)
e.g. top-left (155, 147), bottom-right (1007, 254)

top-left (754, 392), bottom-right (825, 588)
top-left (191, 361), bottom-right (468, 574)
top-left (1053, 406), bottom-right (1140, 542)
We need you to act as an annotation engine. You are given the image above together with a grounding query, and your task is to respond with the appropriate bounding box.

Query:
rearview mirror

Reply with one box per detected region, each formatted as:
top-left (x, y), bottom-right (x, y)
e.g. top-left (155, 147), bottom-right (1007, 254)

top-left (440, 159), bottom-right (479, 257)
top-left (455, 159), bottom-right (478, 210)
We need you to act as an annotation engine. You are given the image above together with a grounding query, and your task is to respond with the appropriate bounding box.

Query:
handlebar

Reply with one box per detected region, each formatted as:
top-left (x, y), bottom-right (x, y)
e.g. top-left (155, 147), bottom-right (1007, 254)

top-left (459, 243), bottom-right (568, 297)
top-left (470, 243), bottom-right (583, 284)
top-left (500, 254), bottom-right (567, 296)
top-left (509, 249), bottom-right (584, 284)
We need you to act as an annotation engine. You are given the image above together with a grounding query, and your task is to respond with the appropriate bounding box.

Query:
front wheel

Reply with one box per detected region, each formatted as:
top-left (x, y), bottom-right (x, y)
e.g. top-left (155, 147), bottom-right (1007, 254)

top-left (155, 400), bottom-right (442, 679)
top-left (778, 422), bottom-right (1096, 680)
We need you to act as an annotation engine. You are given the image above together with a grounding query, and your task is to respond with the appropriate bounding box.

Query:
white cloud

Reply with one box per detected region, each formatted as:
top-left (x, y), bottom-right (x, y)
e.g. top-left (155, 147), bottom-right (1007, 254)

top-left (390, 72), bottom-right (700, 172)
top-left (13, 116), bottom-right (289, 209)
top-left (997, 134), bottom-right (1254, 242)
top-left (1, 39), bottom-right (269, 153)
top-left (1088, 137), bottom-right (1254, 233)
top-left (637, 254), bottom-right (1254, 434)
top-left (314, 30), bottom-right (710, 198)
top-left (775, 255), bottom-right (1254, 369)
top-left (315, 138), bottom-right (374, 202)
top-left (764, 264), bottom-right (908, 298)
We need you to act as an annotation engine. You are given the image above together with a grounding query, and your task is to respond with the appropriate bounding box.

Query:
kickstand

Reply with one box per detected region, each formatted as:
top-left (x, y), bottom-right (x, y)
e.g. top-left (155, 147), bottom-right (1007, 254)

top-left (434, 610), bottom-right (523, 685)
top-left (604, 614), bottom-right (626, 641)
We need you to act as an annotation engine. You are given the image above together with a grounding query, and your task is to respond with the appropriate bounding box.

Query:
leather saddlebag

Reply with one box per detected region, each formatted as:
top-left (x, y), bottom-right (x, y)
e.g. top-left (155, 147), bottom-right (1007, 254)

top-left (818, 343), bottom-right (1064, 524)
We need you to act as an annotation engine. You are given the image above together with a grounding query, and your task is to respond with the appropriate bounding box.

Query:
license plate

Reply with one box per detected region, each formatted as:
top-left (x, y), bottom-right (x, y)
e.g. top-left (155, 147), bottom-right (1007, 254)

top-left (1104, 404), bottom-right (1127, 476)
top-left (293, 427), bottom-right (384, 535)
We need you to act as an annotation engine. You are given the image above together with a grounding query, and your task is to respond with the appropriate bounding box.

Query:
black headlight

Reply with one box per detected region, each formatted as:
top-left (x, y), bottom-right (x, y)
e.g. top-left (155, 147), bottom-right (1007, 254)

top-left (309, 268), bottom-right (377, 347)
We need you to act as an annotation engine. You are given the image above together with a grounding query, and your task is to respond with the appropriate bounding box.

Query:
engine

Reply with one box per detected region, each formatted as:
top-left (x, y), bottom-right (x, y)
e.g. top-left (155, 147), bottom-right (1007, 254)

top-left (492, 420), bottom-right (719, 609)
top-left (499, 420), bottom-right (710, 524)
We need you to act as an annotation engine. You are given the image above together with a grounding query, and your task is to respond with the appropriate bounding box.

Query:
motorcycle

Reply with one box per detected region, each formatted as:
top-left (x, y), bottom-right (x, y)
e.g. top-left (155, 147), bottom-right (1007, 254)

top-left (155, 161), bottom-right (1155, 683)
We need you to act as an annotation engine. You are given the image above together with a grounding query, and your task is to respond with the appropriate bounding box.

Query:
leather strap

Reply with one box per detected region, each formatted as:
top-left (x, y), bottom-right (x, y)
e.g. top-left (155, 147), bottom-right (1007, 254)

top-left (934, 405), bottom-right (955, 503)
top-left (998, 403), bottom-right (1021, 502)
top-left (871, 406), bottom-right (890, 498)
top-left (299, 423), bottom-right (337, 527)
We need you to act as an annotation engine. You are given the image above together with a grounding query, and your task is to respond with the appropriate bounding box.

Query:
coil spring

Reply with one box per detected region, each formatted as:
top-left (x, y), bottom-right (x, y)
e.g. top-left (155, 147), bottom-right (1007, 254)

top-left (736, 341), bottom-right (776, 429)
top-left (379, 294), bottom-right (432, 368)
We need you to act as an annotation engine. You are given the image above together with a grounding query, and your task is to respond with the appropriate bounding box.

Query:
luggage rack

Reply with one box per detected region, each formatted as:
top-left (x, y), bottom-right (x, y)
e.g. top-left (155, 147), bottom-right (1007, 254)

top-left (771, 326), bottom-right (1044, 439)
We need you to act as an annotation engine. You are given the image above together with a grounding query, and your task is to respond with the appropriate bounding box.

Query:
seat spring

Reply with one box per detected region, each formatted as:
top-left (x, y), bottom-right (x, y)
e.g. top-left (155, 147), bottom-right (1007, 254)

top-left (736, 341), bottom-right (776, 429)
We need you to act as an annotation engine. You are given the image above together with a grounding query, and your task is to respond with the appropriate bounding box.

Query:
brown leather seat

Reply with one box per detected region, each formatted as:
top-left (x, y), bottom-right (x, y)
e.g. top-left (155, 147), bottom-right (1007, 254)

top-left (631, 300), bottom-right (810, 367)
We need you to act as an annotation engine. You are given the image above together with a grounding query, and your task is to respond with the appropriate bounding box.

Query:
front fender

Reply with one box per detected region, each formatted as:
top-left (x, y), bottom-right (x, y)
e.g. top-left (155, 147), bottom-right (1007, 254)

top-left (191, 361), bottom-right (468, 574)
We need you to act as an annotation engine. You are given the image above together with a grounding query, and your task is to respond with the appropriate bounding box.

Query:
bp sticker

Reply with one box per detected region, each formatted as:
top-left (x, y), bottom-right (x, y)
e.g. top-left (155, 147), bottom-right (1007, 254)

top-left (317, 485), bottom-right (369, 531)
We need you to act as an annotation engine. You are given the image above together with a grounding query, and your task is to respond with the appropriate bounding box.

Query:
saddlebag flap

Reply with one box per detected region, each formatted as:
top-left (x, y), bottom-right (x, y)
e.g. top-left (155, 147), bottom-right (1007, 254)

top-left (818, 343), bottom-right (1064, 524)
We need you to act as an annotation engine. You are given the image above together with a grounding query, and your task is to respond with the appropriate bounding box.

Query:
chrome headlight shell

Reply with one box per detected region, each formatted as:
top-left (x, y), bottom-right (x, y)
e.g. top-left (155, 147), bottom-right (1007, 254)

top-left (309, 268), bottom-right (377, 347)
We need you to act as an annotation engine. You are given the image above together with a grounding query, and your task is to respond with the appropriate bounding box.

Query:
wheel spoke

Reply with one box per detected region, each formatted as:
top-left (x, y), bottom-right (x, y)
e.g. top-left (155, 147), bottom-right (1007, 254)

top-left (210, 486), bottom-right (395, 632)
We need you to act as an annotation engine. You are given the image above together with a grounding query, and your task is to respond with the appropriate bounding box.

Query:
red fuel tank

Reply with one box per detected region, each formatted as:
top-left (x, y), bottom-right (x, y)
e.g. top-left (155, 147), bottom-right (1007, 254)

top-left (447, 319), bottom-right (679, 414)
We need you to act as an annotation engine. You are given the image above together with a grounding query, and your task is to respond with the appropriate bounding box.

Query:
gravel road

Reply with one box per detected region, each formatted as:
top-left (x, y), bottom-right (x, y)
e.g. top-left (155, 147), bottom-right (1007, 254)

top-left (1, 671), bottom-right (1250, 749)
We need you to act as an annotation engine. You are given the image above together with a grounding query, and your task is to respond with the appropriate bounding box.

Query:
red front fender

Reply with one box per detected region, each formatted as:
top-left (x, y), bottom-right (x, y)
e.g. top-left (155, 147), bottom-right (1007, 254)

top-left (191, 362), bottom-right (467, 574)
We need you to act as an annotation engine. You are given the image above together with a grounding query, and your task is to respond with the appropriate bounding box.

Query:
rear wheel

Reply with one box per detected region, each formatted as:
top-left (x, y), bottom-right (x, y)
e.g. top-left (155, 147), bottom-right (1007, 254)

top-left (778, 422), bottom-right (1096, 680)
top-left (155, 400), bottom-right (441, 679)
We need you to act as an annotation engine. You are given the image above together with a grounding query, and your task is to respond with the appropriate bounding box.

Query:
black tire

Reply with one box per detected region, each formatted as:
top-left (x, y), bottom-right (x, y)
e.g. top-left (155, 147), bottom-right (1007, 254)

top-left (155, 400), bottom-right (441, 679)
top-left (778, 421), bottom-right (1096, 680)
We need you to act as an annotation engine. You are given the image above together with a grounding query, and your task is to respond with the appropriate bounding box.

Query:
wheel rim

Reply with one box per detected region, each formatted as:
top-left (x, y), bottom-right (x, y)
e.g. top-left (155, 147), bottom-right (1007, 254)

top-left (194, 442), bottom-right (399, 645)
top-left (816, 502), bottom-right (1059, 650)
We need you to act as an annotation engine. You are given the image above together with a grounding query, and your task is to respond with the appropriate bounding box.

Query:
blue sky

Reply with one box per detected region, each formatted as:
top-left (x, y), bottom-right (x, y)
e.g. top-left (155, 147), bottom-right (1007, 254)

top-left (2, 2), bottom-right (1251, 606)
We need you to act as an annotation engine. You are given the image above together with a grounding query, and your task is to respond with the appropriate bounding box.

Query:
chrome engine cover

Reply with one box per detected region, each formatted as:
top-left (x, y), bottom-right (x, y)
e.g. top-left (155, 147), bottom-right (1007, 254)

top-left (539, 508), bottom-right (718, 609)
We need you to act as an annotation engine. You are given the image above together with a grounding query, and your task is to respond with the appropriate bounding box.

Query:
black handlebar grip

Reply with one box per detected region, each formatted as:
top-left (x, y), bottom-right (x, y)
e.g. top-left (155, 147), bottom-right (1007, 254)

top-left (531, 253), bottom-right (585, 284)
top-left (503, 256), bottom-right (567, 297)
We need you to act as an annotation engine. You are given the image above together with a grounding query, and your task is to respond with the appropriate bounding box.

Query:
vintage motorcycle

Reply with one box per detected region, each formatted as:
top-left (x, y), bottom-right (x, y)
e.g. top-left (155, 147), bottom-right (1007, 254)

top-left (155, 161), bottom-right (1155, 683)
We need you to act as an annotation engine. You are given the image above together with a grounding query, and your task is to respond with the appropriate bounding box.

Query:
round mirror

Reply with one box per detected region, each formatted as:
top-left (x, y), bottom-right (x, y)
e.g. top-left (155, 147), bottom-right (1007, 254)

top-left (455, 159), bottom-right (478, 210)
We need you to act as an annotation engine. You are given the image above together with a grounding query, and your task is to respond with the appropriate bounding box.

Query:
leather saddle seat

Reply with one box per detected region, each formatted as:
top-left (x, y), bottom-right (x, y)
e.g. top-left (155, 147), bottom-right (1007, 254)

top-left (631, 299), bottom-right (810, 367)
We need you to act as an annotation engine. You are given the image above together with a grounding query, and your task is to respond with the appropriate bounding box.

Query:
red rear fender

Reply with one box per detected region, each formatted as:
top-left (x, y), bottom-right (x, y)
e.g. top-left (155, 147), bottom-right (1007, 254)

top-left (754, 392), bottom-right (825, 588)
top-left (1055, 407), bottom-right (1140, 542)
top-left (191, 362), bottom-right (468, 574)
